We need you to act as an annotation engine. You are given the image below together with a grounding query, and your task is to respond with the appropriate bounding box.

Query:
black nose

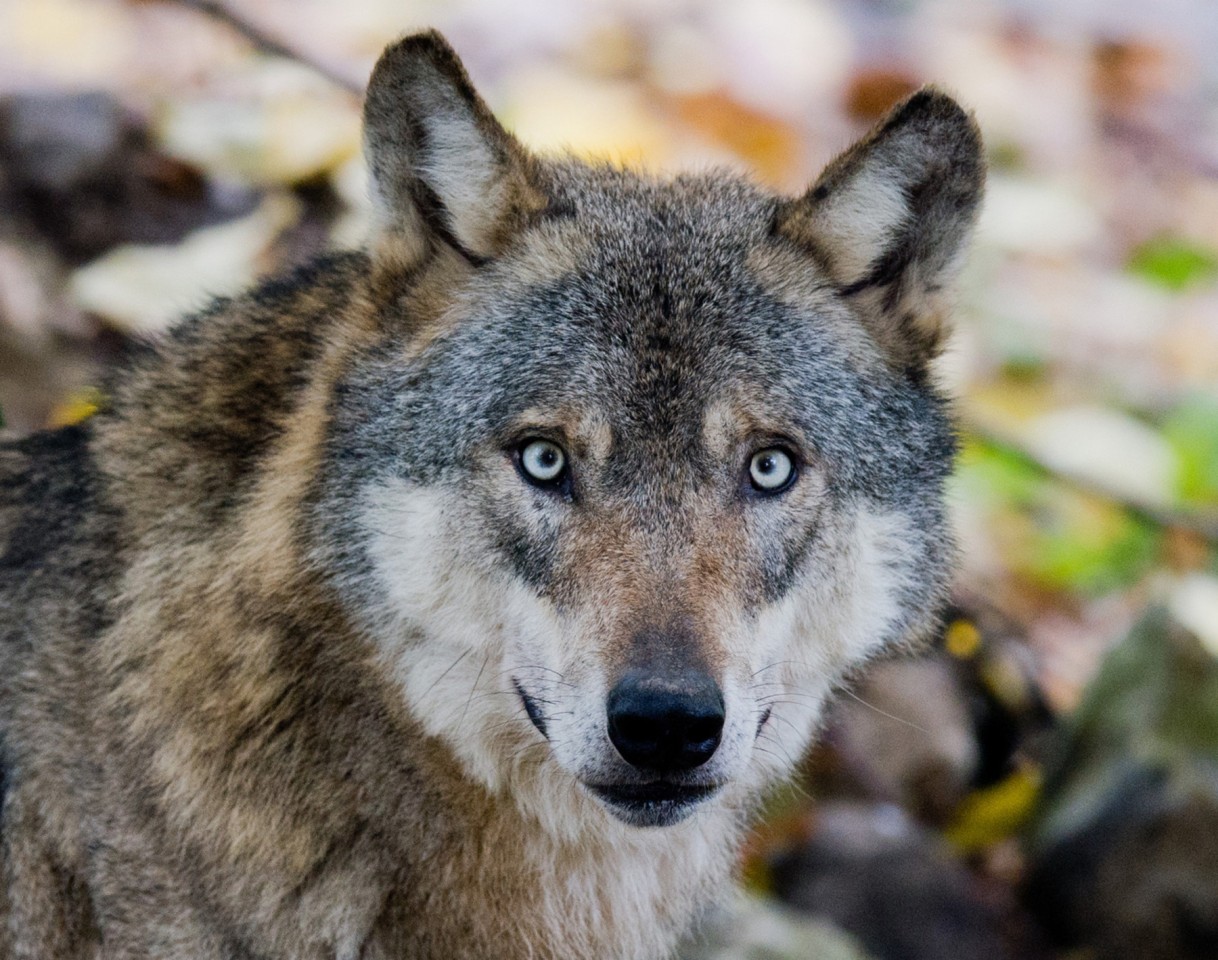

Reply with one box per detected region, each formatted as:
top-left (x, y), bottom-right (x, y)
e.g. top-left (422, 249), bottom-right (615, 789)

top-left (606, 670), bottom-right (725, 772)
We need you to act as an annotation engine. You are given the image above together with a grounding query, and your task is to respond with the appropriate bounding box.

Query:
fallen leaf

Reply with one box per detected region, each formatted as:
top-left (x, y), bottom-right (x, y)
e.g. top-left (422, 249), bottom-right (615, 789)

top-left (69, 194), bottom-right (299, 335)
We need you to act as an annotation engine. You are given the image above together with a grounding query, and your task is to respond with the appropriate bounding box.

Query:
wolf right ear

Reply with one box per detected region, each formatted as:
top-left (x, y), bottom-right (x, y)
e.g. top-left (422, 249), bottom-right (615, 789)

top-left (362, 31), bottom-right (546, 272)
top-left (777, 89), bottom-right (984, 373)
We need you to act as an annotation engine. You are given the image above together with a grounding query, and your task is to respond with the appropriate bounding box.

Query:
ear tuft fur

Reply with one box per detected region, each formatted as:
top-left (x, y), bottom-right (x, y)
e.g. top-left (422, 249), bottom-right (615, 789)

top-left (363, 31), bottom-right (547, 272)
top-left (777, 87), bottom-right (985, 373)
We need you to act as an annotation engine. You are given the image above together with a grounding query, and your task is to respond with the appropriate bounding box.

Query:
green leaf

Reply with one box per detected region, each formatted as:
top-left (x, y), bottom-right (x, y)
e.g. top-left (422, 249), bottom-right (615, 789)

top-left (1026, 493), bottom-right (1161, 594)
top-left (1161, 394), bottom-right (1218, 507)
top-left (953, 440), bottom-right (1045, 506)
top-left (1128, 236), bottom-right (1218, 292)
top-left (956, 438), bottom-right (1163, 595)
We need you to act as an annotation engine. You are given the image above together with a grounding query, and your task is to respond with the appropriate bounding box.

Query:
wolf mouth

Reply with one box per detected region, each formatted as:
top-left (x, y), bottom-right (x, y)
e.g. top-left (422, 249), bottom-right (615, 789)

top-left (584, 781), bottom-right (722, 827)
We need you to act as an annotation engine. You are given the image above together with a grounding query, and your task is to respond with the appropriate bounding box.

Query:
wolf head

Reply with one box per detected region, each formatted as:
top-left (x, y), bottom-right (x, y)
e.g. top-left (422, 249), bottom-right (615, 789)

top-left (317, 32), bottom-right (983, 833)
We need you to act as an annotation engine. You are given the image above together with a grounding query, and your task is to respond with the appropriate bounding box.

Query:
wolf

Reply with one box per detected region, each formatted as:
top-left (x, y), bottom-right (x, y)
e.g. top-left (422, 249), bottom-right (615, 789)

top-left (0, 30), bottom-right (983, 960)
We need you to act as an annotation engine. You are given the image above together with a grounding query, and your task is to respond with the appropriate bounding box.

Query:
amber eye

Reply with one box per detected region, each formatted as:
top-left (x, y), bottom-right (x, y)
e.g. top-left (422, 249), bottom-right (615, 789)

top-left (748, 448), bottom-right (795, 494)
top-left (518, 439), bottom-right (567, 486)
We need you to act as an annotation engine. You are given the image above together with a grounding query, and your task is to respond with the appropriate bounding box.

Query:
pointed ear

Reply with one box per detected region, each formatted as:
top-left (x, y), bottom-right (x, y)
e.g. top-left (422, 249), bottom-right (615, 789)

top-left (776, 88), bottom-right (984, 372)
top-left (362, 31), bottom-right (547, 270)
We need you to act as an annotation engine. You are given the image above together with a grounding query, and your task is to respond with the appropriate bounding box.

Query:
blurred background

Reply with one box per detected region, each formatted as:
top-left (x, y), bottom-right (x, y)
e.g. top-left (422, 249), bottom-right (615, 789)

top-left (2, 0), bottom-right (1217, 957)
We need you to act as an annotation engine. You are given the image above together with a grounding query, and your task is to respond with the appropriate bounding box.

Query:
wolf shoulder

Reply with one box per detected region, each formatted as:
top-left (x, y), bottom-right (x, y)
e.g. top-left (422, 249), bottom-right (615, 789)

top-left (0, 250), bottom-right (381, 647)
top-left (0, 425), bottom-right (119, 657)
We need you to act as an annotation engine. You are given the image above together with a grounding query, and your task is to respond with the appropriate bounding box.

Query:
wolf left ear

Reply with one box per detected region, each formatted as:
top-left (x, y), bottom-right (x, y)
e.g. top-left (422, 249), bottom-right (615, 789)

top-left (777, 89), bottom-right (984, 373)
top-left (363, 31), bottom-right (546, 270)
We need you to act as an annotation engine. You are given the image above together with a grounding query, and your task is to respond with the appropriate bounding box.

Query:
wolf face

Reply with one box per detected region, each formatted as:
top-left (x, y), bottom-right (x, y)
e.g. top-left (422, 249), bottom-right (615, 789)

top-left (317, 34), bottom-right (982, 835)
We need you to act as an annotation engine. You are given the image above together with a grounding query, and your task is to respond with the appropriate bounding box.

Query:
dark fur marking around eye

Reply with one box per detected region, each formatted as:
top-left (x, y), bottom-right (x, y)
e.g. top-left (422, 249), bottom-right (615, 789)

top-left (763, 507), bottom-right (827, 603)
top-left (496, 522), bottom-right (558, 591)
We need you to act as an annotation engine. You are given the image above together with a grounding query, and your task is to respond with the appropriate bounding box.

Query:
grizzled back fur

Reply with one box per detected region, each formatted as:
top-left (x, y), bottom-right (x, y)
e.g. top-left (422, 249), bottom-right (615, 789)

top-left (0, 30), bottom-right (983, 960)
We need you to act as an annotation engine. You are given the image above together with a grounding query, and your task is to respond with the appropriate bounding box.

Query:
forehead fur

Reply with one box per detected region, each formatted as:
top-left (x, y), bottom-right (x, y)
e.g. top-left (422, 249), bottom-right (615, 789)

top-left (540, 162), bottom-right (775, 247)
top-left (333, 161), bottom-right (953, 505)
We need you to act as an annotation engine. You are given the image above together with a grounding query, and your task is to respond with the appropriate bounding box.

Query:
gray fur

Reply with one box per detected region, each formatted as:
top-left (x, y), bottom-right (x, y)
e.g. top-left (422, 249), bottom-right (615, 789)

top-left (0, 31), bottom-right (983, 959)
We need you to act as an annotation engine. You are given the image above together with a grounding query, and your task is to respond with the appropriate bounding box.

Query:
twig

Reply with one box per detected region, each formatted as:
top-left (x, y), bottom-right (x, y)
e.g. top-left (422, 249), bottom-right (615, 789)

top-left (965, 421), bottom-right (1218, 543)
top-left (164, 0), bottom-right (365, 96)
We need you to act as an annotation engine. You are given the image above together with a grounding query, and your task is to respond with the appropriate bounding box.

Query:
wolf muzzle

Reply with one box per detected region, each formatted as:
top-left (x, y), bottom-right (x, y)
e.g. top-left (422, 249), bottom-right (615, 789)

top-left (606, 668), bottom-right (725, 773)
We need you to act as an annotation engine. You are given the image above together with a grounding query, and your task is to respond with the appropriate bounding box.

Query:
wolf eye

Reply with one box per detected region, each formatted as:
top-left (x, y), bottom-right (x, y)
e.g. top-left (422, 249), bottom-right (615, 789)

top-left (748, 448), bottom-right (795, 494)
top-left (518, 439), bottom-right (568, 486)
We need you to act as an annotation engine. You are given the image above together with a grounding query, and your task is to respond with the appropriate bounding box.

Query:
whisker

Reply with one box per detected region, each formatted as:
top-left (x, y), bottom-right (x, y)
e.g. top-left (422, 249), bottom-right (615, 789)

top-left (493, 665), bottom-right (577, 689)
top-left (419, 649), bottom-right (472, 702)
top-left (757, 729), bottom-right (803, 769)
top-left (749, 659), bottom-right (802, 679)
top-left (752, 742), bottom-right (798, 771)
top-left (755, 690), bottom-right (824, 704)
top-left (459, 652), bottom-right (492, 730)
top-left (837, 687), bottom-right (929, 734)
top-left (758, 709), bottom-right (803, 737)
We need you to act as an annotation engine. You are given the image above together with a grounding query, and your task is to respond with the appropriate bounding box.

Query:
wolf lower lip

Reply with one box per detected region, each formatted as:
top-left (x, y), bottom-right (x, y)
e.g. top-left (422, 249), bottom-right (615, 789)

top-left (586, 781), bottom-right (721, 827)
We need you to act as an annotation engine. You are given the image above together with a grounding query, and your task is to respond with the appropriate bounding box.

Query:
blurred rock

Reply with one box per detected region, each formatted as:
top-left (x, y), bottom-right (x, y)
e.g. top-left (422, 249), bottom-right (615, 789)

top-left (1024, 404), bottom-right (1179, 511)
top-left (0, 236), bottom-right (81, 343)
top-left (705, 0), bottom-right (852, 119)
top-left (769, 802), bottom-right (1042, 960)
top-left (1025, 606), bottom-right (1218, 960)
top-left (1168, 573), bottom-right (1218, 657)
top-left (0, 91), bottom-right (258, 264)
top-left (1027, 771), bottom-right (1218, 960)
top-left (679, 896), bottom-right (873, 960)
top-left (976, 175), bottom-right (1103, 257)
top-left (826, 655), bottom-right (978, 823)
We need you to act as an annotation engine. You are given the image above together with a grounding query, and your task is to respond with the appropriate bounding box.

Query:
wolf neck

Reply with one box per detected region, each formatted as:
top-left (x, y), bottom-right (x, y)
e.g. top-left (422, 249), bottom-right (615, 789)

top-left (417, 785), bottom-right (742, 960)
top-left (95, 252), bottom-right (380, 547)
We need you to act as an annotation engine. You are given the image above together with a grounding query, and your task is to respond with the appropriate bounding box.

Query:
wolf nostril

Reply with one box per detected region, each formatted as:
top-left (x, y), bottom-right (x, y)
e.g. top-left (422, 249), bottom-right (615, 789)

top-left (606, 670), bottom-right (725, 772)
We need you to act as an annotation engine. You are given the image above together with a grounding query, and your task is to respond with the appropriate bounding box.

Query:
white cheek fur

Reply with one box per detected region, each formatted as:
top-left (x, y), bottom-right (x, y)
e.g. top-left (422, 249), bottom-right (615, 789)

top-left (354, 478), bottom-right (918, 836)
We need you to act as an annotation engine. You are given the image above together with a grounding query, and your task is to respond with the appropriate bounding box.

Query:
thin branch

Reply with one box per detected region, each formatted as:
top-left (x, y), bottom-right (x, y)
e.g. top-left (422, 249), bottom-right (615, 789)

top-left (965, 421), bottom-right (1218, 543)
top-left (164, 0), bottom-right (365, 96)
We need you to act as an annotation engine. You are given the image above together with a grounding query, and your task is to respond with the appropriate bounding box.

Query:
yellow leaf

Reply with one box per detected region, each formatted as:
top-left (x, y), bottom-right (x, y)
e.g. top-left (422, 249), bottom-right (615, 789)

top-left (46, 387), bottom-right (104, 429)
top-left (945, 619), bottom-right (982, 659)
top-left (500, 68), bottom-right (671, 167)
top-left (944, 767), bottom-right (1041, 853)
